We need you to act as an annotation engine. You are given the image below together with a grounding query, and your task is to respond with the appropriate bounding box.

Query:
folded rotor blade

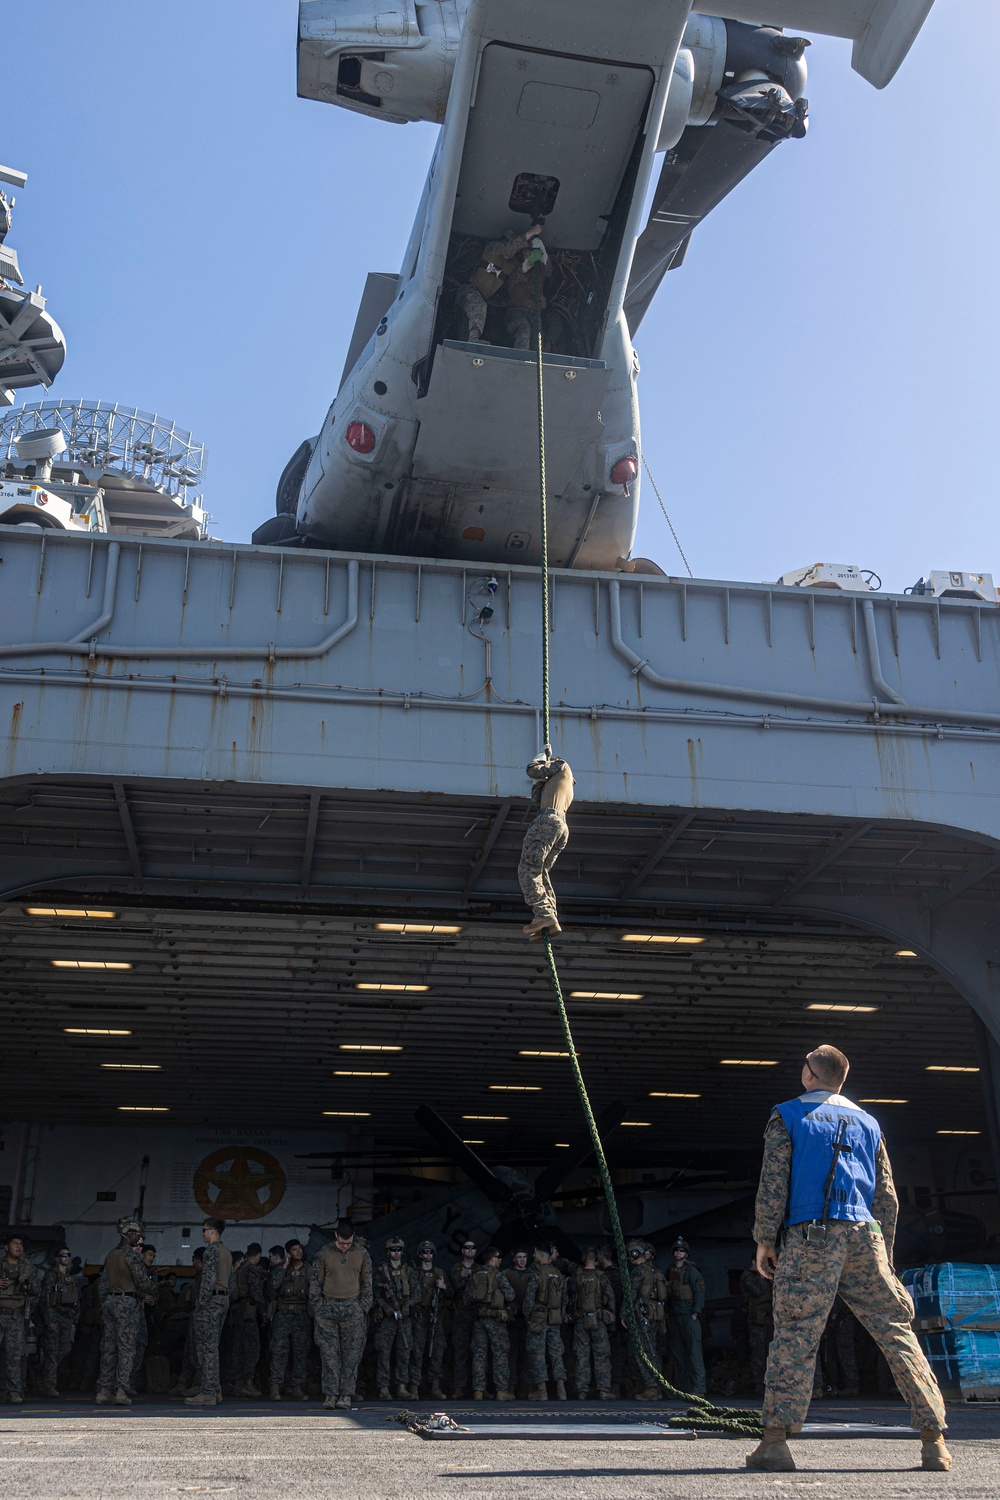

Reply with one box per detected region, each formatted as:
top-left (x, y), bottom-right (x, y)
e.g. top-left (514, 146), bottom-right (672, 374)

top-left (414, 1104), bottom-right (513, 1206)
top-left (532, 1098), bottom-right (628, 1205)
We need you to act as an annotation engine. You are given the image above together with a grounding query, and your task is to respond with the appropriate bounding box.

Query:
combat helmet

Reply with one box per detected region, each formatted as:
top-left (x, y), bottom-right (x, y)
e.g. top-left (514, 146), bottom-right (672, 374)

top-left (417, 1240), bottom-right (436, 1256)
top-left (386, 1236), bottom-right (405, 1253)
top-left (672, 1236), bottom-right (690, 1254)
top-left (117, 1215), bottom-right (145, 1236)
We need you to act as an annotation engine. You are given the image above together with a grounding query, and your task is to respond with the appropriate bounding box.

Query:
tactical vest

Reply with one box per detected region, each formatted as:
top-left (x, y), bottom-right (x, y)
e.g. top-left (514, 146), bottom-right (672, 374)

top-left (776, 1095), bottom-right (880, 1227)
top-left (415, 1265), bottom-right (443, 1307)
top-left (0, 1259), bottom-right (31, 1312)
top-left (277, 1261), bottom-right (311, 1308)
top-left (574, 1268), bottom-right (601, 1315)
top-left (321, 1245), bottom-right (365, 1300)
top-left (539, 1265), bottom-right (564, 1324)
top-left (104, 1246), bottom-right (139, 1295)
top-left (468, 1267), bottom-right (493, 1305)
top-left (504, 1266), bottom-right (531, 1309)
top-left (667, 1266), bottom-right (693, 1304)
top-left (378, 1263), bottom-right (410, 1311)
top-left (55, 1273), bottom-right (80, 1309)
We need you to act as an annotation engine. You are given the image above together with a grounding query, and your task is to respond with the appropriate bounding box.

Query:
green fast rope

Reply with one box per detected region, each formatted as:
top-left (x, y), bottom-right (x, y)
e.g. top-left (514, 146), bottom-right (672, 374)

top-left (533, 291), bottom-right (760, 1438)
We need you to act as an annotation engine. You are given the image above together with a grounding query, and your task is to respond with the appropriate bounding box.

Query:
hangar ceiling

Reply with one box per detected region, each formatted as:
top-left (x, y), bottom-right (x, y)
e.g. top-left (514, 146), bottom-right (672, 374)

top-left (0, 777), bottom-right (992, 1164)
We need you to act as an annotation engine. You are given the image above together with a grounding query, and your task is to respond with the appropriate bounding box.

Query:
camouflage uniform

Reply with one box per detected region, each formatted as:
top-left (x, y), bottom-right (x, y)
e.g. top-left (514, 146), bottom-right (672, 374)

top-left (228, 1258), bottom-right (266, 1389)
top-left (624, 1258), bottom-right (662, 1395)
top-left (570, 1266), bottom-right (616, 1397)
top-left (455, 229), bottom-right (538, 340)
top-left (268, 1260), bottom-right (313, 1392)
top-left (504, 1264), bottom-right (532, 1394)
top-left (407, 1261), bottom-right (448, 1391)
top-left (739, 1266), bottom-right (774, 1392)
top-left (755, 1105), bottom-right (946, 1432)
top-left (467, 1266), bottom-right (515, 1393)
top-left (518, 755), bottom-right (573, 923)
top-left (98, 1243), bottom-right (157, 1395)
top-left (523, 1264), bottom-right (568, 1385)
top-left (191, 1240), bottom-right (232, 1399)
top-left (448, 1260), bottom-right (476, 1394)
top-left (0, 1255), bottom-right (36, 1398)
top-left (39, 1263), bottom-right (81, 1392)
top-left (310, 1243), bottom-right (373, 1400)
top-left (373, 1259), bottom-right (414, 1392)
top-left (667, 1259), bottom-right (706, 1395)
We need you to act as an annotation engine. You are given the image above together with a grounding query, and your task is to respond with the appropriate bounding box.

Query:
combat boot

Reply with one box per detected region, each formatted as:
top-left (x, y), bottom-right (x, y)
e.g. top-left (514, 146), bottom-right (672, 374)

top-left (746, 1426), bottom-right (795, 1473)
top-left (378, 1385), bottom-right (392, 1400)
top-left (523, 916), bottom-right (561, 941)
top-left (245, 1381), bottom-right (262, 1397)
top-left (636, 1386), bottom-right (660, 1400)
top-left (7, 1392), bottom-right (22, 1404)
top-left (554, 1380), bottom-right (567, 1401)
top-left (496, 1390), bottom-right (515, 1401)
top-left (920, 1428), bottom-right (952, 1472)
top-left (268, 1382), bottom-right (282, 1401)
top-left (527, 1383), bottom-right (548, 1401)
top-left (323, 1394), bottom-right (337, 1409)
top-left (598, 1390), bottom-right (613, 1401)
top-left (184, 1392), bottom-right (217, 1406)
top-left (95, 1388), bottom-right (114, 1404)
top-left (397, 1385), bottom-right (414, 1400)
top-left (114, 1387), bottom-right (132, 1406)
top-left (336, 1395), bottom-right (352, 1408)
top-left (287, 1386), bottom-right (309, 1402)
top-left (39, 1384), bottom-right (60, 1399)
top-left (473, 1389), bottom-right (484, 1400)
top-left (430, 1381), bottom-right (446, 1399)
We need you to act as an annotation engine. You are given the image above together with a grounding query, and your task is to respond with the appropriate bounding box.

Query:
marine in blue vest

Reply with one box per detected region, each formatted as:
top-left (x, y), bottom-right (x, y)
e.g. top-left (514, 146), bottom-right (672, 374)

top-left (744, 1044), bottom-right (950, 1476)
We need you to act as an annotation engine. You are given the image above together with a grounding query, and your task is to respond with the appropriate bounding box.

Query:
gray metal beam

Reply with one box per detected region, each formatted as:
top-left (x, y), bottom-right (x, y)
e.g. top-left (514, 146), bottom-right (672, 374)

top-left (112, 781), bottom-right (143, 883)
top-left (920, 855), bottom-right (1000, 914)
top-left (620, 813), bottom-right (695, 900)
top-left (300, 791), bottom-right (321, 894)
top-left (768, 823), bottom-right (874, 907)
top-left (462, 800), bottom-right (512, 899)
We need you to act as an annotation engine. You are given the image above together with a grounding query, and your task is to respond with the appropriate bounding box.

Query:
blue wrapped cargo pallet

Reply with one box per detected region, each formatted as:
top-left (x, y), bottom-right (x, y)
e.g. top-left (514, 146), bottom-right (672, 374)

top-left (903, 1263), bottom-right (1000, 1401)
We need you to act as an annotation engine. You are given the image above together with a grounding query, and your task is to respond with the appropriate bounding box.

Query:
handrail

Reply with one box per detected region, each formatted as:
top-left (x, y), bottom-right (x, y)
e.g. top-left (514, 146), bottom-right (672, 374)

top-left (609, 580), bottom-right (1000, 730)
top-left (0, 556), bottom-right (360, 661)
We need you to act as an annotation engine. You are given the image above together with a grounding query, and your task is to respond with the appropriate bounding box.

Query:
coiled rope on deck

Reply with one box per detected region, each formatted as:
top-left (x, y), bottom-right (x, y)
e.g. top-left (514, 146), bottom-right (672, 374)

top-left (533, 292), bottom-right (760, 1437)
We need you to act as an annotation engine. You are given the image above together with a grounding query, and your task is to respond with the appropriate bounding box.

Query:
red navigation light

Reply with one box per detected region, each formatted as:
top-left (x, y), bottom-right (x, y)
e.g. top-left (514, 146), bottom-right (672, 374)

top-left (346, 421), bottom-right (376, 454)
top-left (610, 455), bottom-right (638, 487)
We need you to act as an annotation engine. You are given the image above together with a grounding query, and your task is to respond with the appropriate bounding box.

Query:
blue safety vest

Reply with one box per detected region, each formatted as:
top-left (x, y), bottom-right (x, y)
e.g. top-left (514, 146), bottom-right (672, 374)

top-left (775, 1094), bottom-right (880, 1228)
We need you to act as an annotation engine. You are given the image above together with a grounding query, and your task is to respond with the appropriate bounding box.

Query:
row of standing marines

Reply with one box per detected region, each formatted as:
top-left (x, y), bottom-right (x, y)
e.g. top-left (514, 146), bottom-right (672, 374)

top-left (0, 1221), bottom-right (704, 1408)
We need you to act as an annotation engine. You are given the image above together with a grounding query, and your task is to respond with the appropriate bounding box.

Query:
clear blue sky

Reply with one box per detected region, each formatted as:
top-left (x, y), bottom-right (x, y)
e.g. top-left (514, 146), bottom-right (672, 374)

top-left (3, 1), bottom-right (996, 592)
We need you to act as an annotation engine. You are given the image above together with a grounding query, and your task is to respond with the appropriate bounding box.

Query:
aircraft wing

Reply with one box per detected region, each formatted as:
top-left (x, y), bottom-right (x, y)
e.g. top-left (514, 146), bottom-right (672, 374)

top-left (701, 1), bottom-right (935, 87)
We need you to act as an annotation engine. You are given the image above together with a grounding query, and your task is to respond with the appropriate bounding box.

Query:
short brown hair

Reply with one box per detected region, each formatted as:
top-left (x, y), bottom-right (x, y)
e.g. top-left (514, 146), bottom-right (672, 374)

top-left (806, 1044), bottom-right (849, 1089)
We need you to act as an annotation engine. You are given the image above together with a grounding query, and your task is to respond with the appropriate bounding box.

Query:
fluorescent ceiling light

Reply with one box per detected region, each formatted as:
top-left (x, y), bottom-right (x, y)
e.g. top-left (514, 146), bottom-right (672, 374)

top-left (570, 991), bottom-right (644, 1001)
top-left (101, 1063), bottom-right (160, 1071)
top-left (650, 1091), bottom-right (700, 1099)
top-left (376, 922), bottom-right (462, 935)
top-left (489, 1085), bottom-right (541, 1092)
top-left (621, 1120), bottom-right (651, 1127)
top-left (937, 1129), bottom-right (980, 1136)
top-left (926, 1066), bottom-right (979, 1074)
top-left (462, 1139), bottom-right (485, 1145)
top-left (860, 1099), bottom-right (908, 1104)
top-left (52, 960), bottom-right (132, 970)
top-left (65, 1027), bottom-right (132, 1036)
top-left (322, 1110), bottom-right (371, 1118)
top-left (462, 1114), bottom-right (508, 1121)
top-left (721, 1059), bottom-right (779, 1067)
top-left (807, 1003), bottom-right (879, 1013)
top-left (554, 1142), bottom-right (570, 1148)
top-left (26, 907), bottom-right (117, 919)
top-left (355, 982), bottom-right (428, 992)
top-left (895, 950), bottom-right (918, 957)
top-left (334, 1070), bottom-right (389, 1077)
top-left (339, 1044), bottom-right (402, 1052)
top-left (519, 1050), bottom-right (570, 1058)
top-left (621, 934), bottom-right (704, 945)
top-left (117, 1106), bottom-right (169, 1113)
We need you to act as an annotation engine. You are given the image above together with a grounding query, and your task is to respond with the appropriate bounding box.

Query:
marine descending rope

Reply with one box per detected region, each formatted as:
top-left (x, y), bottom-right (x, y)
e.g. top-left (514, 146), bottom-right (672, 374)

top-left (532, 286), bottom-right (760, 1437)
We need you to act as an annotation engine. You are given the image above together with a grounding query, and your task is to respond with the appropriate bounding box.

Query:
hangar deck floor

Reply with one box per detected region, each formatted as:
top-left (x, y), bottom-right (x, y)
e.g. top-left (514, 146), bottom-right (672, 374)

top-left (0, 1399), bottom-right (997, 1499)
